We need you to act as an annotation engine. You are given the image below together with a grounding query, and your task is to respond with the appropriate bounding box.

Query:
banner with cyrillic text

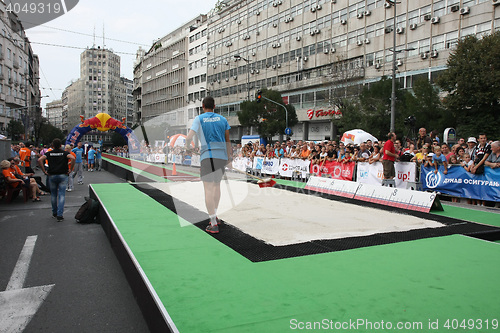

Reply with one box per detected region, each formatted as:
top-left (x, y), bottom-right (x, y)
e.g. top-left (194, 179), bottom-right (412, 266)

top-left (421, 165), bottom-right (500, 201)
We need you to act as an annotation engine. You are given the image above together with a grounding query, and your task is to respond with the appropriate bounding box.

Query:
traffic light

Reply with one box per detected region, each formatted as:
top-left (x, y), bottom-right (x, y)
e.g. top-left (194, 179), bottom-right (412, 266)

top-left (256, 90), bottom-right (262, 103)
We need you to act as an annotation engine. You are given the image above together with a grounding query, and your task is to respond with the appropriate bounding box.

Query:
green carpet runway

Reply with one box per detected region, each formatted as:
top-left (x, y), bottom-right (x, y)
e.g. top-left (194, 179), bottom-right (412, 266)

top-left (95, 157), bottom-right (500, 332)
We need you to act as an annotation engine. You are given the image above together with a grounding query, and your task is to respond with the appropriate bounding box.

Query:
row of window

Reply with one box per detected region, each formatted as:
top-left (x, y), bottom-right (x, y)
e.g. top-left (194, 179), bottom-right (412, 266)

top-left (188, 74), bottom-right (207, 86)
top-left (208, 4), bottom-right (484, 57)
top-left (189, 42), bottom-right (207, 56)
top-left (189, 29), bottom-right (207, 43)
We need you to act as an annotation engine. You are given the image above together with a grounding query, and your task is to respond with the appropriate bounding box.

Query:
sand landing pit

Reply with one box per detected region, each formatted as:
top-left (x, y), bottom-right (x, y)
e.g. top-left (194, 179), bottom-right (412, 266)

top-left (150, 180), bottom-right (444, 246)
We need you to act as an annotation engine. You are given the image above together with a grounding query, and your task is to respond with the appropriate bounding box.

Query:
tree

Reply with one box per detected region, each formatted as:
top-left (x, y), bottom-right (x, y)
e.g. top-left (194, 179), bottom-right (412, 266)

top-left (237, 89), bottom-right (298, 140)
top-left (7, 120), bottom-right (24, 141)
top-left (436, 31), bottom-right (500, 138)
top-left (401, 78), bottom-right (452, 140)
top-left (38, 123), bottom-right (64, 145)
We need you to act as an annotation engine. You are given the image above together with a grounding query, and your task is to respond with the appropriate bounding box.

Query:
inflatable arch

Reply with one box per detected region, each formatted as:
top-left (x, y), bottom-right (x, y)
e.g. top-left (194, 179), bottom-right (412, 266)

top-left (65, 113), bottom-right (141, 154)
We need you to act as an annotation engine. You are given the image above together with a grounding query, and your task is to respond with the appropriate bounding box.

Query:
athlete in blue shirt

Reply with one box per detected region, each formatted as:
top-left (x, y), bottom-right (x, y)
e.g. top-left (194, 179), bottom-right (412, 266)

top-left (87, 146), bottom-right (95, 172)
top-left (186, 96), bottom-right (232, 234)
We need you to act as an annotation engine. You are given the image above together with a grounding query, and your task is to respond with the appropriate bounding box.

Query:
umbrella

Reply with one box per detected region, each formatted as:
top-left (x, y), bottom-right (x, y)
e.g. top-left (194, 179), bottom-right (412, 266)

top-left (169, 134), bottom-right (195, 148)
top-left (341, 129), bottom-right (378, 145)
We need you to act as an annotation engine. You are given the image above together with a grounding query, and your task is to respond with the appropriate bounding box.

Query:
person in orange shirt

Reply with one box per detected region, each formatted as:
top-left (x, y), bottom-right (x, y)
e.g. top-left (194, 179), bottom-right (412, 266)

top-left (18, 142), bottom-right (34, 174)
top-left (8, 158), bottom-right (41, 201)
top-left (65, 144), bottom-right (76, 192)
top-left (1, 159), bottom-right (23, 191)
top-left (299, 144), bottom-right (311, 160)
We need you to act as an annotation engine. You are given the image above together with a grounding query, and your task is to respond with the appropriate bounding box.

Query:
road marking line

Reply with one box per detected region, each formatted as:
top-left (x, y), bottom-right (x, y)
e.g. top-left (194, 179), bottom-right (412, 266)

top-left (6, 235), bottom-right (38, 291)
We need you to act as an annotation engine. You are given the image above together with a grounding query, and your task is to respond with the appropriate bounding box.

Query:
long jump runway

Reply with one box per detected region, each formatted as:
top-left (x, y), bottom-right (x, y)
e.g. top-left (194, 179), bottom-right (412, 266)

top-left (95, 156), bottom-right (500, 332)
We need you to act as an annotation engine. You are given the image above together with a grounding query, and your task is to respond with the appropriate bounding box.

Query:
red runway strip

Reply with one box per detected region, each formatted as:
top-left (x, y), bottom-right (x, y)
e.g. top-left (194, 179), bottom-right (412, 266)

top-left (103, 153), bottom-right (200, 181)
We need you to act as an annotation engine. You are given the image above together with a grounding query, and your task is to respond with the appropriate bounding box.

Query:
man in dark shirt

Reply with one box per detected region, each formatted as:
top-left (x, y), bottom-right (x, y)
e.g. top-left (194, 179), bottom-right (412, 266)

top-left (38, 138), bottom-right (75, 221)
top-left (416, 128), bottom-right (432, 150)
top-left (326, 144), bottom-right (338, 161)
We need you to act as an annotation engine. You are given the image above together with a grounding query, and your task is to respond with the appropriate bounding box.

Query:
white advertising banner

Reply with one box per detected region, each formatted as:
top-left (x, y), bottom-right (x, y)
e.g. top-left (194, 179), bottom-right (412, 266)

top-left (261, 158), bottom-right (280, 175)
top-left (232, 157), bottom-right (252, 172)
top-left (190, 154), bottom-right (201, 167)
top-left (356, 162), bottom-right (417, 188)
top-left (279, 158), bottom-right (310, 178)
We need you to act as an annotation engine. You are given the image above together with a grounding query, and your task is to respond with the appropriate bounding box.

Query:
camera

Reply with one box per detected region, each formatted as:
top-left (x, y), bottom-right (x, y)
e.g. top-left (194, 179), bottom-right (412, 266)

top-left (404, 115), bottom-right (416, 126)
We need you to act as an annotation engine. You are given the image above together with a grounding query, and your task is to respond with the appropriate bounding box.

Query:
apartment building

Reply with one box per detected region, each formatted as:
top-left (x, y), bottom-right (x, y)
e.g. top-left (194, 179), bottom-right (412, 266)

top-left (133, 15), bottom-right (208, 137)
top-left (206, 0), bottom-right (500, 141)
top-left (0, 1), bottom-right (41, 140)
top-left (45, 99), bottom-right (64, 129)
top-left (63, 47), bottom-right (132, 142)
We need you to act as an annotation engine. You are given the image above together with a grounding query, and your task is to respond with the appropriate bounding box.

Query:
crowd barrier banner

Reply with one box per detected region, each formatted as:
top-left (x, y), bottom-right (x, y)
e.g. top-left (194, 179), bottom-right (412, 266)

top-left (356, 162), bottom-right (416, 188)
top-left (253, 157), bottom-right (265, 170)
top-left (261, 158), bottom-right (280, 175)
top-left (310, 161), bottom-right (355, 181)
top-left (279, 158), bottom-right (310, 178)
top-left (232, 157), bottom-right (252, 172)
top-left (191, 155), bottom-right (201, 167)
top-left (421, 165), bottom-right (500, 201)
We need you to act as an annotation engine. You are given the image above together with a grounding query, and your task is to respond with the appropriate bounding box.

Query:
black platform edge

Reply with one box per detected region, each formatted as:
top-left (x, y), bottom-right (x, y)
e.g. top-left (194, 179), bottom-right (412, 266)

top-left (102, 159), bottom-right (158, 183)
top-left (90, 185), bottom-right (178, 333)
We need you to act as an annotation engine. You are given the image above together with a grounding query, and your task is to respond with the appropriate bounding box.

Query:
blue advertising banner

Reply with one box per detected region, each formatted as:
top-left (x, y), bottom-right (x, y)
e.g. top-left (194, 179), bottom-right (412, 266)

top-left (421, 165), bottom-right (500, 201)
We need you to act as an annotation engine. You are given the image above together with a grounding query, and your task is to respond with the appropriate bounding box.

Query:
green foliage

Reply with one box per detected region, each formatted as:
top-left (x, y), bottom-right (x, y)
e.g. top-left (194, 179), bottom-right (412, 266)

top-left (6, 120), bottom-right (24, 140)
top-left (436, 31), bottom-right (500, 138)
top-left (237, 89), bottom-right (298, 140)
top-left (38, 122), bottom-right (64, 145)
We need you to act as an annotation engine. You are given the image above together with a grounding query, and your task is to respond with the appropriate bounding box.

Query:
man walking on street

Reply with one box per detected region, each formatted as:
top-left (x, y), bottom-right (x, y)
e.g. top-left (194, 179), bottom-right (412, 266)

top-left (185, 96), bottom-right (232, 234)
top-left (39, 138), bottom-right (75, 221)
top-left (72, 142), bottom-right (85, 184)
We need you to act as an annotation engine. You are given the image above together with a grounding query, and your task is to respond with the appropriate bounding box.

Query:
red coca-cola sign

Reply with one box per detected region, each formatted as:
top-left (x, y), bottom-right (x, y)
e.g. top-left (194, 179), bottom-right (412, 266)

top-left (307, 109), bottom-right (343, 120)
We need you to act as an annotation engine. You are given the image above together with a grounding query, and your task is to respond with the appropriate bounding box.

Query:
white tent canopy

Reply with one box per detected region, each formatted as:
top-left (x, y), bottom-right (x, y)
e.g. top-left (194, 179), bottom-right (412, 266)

top-left (341, 129), bottom-right (378, 145)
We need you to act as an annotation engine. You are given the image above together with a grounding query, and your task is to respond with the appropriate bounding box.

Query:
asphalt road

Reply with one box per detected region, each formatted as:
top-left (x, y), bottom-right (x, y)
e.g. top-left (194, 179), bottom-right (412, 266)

top-left (0, 167), bottom-right (150, 333)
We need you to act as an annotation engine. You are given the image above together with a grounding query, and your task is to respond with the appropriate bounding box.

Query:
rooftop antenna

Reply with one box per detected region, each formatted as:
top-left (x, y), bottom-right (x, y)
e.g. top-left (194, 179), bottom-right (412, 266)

top-left (92, 25), bottom-right (96, 48)
top-left (102, 23), bottom-right (106, 49)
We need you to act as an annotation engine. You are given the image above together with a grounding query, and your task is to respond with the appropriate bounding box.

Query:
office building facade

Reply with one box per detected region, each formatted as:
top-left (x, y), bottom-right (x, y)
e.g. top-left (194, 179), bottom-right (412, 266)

top-left (206, 0), bottom-right (500, 141)
top-left (0, 1), bottom-right (41, 140)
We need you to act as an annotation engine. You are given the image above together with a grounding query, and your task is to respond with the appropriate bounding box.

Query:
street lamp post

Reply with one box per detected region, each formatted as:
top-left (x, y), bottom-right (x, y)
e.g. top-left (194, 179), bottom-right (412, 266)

top-left (388, 0), bottom-right (398, 133)
top-left (233, 54), bottom-right (251, 101)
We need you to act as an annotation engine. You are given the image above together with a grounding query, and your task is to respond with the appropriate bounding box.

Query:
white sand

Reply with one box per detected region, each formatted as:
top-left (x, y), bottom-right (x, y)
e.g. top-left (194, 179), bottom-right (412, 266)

top-left (150, 180), bottom-right (443, 246)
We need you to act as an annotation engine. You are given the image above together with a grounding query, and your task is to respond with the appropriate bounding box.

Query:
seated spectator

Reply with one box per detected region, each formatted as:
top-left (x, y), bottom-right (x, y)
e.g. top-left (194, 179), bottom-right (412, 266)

top-left (8, 158), bottom-right (41, 201)
top-left (432, 147), bottom-right (448, 175)
top-left (1, 159), bottom-right (24, 194)
top-left (368, 145), bottom-right (381, 164)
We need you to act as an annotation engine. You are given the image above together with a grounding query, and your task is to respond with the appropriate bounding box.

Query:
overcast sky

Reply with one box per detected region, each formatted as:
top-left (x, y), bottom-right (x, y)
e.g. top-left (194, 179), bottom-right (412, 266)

top-left (25, 0), bottom-right (216, 108)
